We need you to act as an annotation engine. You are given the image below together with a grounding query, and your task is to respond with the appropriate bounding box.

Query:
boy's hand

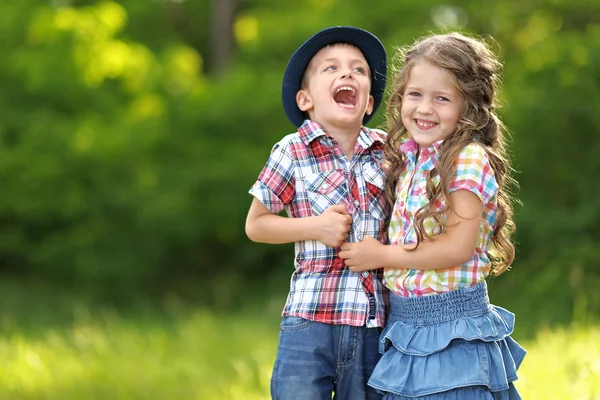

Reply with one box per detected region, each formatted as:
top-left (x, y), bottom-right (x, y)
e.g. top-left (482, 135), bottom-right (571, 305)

top-left (316, 204), bottom-right (352, 248)
top-left (339, 236), bottom-right (384, 272)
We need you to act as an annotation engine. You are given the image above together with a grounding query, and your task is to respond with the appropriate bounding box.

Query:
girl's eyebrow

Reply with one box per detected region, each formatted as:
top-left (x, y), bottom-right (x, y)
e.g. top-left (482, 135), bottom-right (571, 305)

top-left (406, 86), bottom-right (455, 97)
top-left (435, 91), bottom-right (455, 98)
top-left (433, 90), bottom-right (454, 97)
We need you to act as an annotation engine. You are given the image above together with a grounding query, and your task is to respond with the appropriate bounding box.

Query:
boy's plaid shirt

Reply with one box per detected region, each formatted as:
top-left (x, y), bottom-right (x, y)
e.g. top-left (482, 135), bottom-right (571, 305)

top-left (249, 120), bottom-right (389, 327)
top-left (384, 139), bottom-right (500, 297)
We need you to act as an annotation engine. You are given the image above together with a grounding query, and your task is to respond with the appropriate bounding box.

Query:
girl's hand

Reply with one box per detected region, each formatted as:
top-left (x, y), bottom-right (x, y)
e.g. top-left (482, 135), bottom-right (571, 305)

top-left (339, 236), bottom-right (385, 272)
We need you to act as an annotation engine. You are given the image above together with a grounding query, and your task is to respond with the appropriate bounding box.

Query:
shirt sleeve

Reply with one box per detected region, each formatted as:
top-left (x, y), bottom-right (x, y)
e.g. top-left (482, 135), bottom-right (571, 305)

top-left (248, 140), bottom-right (296, 214)
top-left (449, 143), bottom-right (498, 204)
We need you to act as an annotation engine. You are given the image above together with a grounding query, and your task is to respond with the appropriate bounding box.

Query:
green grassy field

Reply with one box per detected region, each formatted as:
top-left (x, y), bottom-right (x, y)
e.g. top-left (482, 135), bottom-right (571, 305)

top-left (0, 284), bottom-right (598, 399)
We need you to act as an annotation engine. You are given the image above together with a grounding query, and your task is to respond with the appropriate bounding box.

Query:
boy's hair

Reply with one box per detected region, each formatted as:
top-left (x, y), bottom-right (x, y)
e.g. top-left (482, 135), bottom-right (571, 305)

top-left (384, 32), bottom-right (518, 275)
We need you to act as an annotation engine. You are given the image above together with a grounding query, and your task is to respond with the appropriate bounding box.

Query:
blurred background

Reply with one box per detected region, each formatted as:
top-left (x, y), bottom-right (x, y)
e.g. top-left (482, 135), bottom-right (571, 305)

top-left (0, 0), bottom-right (599, 398)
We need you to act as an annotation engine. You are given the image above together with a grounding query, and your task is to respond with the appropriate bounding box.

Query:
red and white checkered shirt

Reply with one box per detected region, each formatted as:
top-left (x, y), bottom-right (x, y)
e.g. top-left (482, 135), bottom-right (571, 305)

top-left (249, 120), bottom-right (389, 327)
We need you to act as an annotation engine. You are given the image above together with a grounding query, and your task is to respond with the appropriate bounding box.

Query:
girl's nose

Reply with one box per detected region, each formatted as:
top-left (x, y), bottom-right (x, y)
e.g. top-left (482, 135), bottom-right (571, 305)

top-left (417, 99), bottom-right (434, 114)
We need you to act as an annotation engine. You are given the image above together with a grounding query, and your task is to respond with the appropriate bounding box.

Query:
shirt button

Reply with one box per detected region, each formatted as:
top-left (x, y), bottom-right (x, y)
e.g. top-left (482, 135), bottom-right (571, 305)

top-left (362, 271), bottom-right (369, 277)
top-left (357, 233), bottom-right (363, 240)
top-left (354, 199), bottom-right (360, 207)
top-left (322, 183), bottom-right (329, 190)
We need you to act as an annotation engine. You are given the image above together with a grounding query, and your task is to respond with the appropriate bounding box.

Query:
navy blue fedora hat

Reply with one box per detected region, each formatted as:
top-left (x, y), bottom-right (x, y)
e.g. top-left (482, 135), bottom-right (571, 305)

top-left (282, 26), bottom-right (387, 128)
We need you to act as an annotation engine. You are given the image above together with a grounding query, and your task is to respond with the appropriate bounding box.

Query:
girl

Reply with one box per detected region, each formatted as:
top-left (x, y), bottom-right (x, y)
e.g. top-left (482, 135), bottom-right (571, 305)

top-left (339, 32), bottom-right (526, 399)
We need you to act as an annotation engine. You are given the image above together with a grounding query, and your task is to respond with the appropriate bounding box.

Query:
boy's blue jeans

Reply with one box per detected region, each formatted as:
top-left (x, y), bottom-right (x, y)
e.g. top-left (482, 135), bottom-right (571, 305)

top-left (270, 316), bottom-right (382, 400)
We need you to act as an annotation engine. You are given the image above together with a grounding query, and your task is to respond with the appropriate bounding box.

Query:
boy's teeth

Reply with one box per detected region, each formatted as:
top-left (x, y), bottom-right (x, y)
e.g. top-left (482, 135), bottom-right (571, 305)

top-left (336, 86), bottom-right (356, 94)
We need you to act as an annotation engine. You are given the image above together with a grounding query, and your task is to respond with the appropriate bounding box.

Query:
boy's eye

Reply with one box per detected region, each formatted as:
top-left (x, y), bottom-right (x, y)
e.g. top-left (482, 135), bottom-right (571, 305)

top-left (324, 65), bottom-right (337, 71)
top-left (353, 66), bottom-right (367, 74)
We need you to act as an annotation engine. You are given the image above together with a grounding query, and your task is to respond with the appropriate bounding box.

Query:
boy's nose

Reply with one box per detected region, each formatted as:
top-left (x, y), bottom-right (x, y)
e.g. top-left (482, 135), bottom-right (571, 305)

top-left (340, 67), bottom-right (354, 79)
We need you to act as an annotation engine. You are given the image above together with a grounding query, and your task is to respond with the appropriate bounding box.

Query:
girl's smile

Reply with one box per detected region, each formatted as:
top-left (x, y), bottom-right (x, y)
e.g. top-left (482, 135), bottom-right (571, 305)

top-left (414, 119), bottom-right (438, 129)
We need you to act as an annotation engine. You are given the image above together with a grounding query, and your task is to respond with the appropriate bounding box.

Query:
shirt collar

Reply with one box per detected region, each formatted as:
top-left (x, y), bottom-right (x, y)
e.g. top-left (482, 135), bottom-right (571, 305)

top-left (298, 119), bottom-right (385, 150)
top-left (400, 138), bottom-right (443, 170)
top-left (298, 120), bottom-right (327, 144)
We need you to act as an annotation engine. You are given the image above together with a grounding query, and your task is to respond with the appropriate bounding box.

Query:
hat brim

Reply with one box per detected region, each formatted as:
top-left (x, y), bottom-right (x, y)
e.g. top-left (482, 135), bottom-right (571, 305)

top-left (282, 26), bottom-right (387, 128)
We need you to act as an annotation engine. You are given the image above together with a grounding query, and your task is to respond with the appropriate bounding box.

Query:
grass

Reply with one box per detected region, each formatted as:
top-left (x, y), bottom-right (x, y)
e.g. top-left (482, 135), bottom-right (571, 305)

top-left (0, 298), bottom-right (279, 399)
top-left (0, 281), bottom-right (598, 399)
top-left (517, 325), bottom-right (600, 399)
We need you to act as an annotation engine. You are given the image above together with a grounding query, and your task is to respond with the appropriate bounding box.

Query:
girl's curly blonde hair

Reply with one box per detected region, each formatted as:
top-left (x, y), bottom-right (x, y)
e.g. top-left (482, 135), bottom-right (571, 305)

top-left (384, 32), bottom-right (518, 275)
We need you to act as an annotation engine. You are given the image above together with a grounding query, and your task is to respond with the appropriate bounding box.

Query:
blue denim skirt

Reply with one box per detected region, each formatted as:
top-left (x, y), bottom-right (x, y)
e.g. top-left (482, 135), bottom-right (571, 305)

top-left (368, 281), bottom-right (526, 399)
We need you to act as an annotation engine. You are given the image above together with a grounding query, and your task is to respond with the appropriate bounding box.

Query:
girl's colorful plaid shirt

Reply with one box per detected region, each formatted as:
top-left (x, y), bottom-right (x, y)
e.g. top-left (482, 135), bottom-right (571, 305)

top-left (249, 120), bottom-right (389, 328)
top-left (384, 139), bottom-right (499, 297)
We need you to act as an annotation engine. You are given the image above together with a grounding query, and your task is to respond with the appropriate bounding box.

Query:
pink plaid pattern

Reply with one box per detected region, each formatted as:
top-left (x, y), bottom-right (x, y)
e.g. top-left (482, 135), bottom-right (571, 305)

top-left (249, 120), bottom-right (389, 327)
top-left (384, 139), bottom-right (499, 297)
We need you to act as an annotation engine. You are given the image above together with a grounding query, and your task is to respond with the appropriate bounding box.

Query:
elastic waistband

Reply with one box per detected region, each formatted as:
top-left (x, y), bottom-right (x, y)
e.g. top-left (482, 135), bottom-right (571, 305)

top-left (388, 281), bottom-right (491, 326)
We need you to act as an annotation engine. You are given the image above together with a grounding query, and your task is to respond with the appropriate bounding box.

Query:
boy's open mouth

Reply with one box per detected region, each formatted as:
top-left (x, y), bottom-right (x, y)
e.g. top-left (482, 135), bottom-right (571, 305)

top-left (333, 86), bottom-right (357, 108)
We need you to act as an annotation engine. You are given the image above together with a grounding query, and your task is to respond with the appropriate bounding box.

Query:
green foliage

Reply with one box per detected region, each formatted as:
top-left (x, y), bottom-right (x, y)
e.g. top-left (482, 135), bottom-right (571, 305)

top-left (0, 0), bottom-right (599, 326)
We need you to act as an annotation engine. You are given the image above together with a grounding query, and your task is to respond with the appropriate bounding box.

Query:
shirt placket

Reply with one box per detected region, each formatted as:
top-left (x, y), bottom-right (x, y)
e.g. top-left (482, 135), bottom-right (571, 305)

top-left (402, 154), bottom-right (418, 245)
top-left (346, 160), bottom-right (361, 243)
top-left (351, 150), bottom-right (379, 325)
top-left (328, 136), bottom-right (379, 326)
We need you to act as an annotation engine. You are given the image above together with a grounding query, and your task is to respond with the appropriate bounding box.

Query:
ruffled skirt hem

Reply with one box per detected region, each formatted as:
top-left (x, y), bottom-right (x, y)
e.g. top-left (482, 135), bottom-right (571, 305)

top-left (369, 282), bottom-right (525, 399)
top-left (380, 382), bottom-right (521, 400)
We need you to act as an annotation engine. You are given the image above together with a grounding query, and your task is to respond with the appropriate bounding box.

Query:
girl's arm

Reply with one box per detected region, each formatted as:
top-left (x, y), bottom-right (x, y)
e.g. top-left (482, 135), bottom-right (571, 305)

top-left (340, 189), bottom-right (481, 271)
top-left (245, 197), bottom-right (353, 247)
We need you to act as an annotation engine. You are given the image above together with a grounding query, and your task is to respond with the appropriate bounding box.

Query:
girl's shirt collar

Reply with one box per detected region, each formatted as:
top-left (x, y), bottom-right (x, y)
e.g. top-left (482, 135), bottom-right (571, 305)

top-left (400, 138), bottom-right (444, 170)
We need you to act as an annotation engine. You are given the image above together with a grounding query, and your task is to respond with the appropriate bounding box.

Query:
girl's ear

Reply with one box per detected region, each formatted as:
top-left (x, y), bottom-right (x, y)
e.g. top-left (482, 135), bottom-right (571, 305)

top-left (296, 89), bottom-right (313, 112)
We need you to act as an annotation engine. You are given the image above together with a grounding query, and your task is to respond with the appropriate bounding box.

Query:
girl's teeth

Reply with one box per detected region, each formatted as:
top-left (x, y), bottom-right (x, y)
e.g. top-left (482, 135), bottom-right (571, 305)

top-left (416, 120), bottom-right (435, 128)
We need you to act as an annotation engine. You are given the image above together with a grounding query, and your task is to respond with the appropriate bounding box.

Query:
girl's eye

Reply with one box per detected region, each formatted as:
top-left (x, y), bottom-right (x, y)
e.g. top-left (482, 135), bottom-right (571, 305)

top-left (407, 91), bottom-right (421, 97)
top-left (436, 96), bottom-right (450, 102)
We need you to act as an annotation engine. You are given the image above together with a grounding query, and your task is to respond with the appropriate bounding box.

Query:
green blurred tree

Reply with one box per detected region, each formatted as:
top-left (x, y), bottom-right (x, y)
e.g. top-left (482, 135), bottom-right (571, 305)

top-left (0, 0), bottom-right (598, 327)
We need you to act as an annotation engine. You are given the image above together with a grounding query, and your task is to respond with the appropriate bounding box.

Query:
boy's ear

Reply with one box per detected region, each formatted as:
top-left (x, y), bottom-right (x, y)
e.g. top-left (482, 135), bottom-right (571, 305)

top-left (296, 89), bottom-right (313, 112)
top-left (365, 94), bottom-right (374, 116)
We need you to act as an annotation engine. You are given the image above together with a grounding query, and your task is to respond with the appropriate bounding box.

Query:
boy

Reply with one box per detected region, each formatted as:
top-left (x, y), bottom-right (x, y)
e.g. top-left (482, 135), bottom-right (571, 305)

top-left (245, 26), bottom-right (388, 400)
